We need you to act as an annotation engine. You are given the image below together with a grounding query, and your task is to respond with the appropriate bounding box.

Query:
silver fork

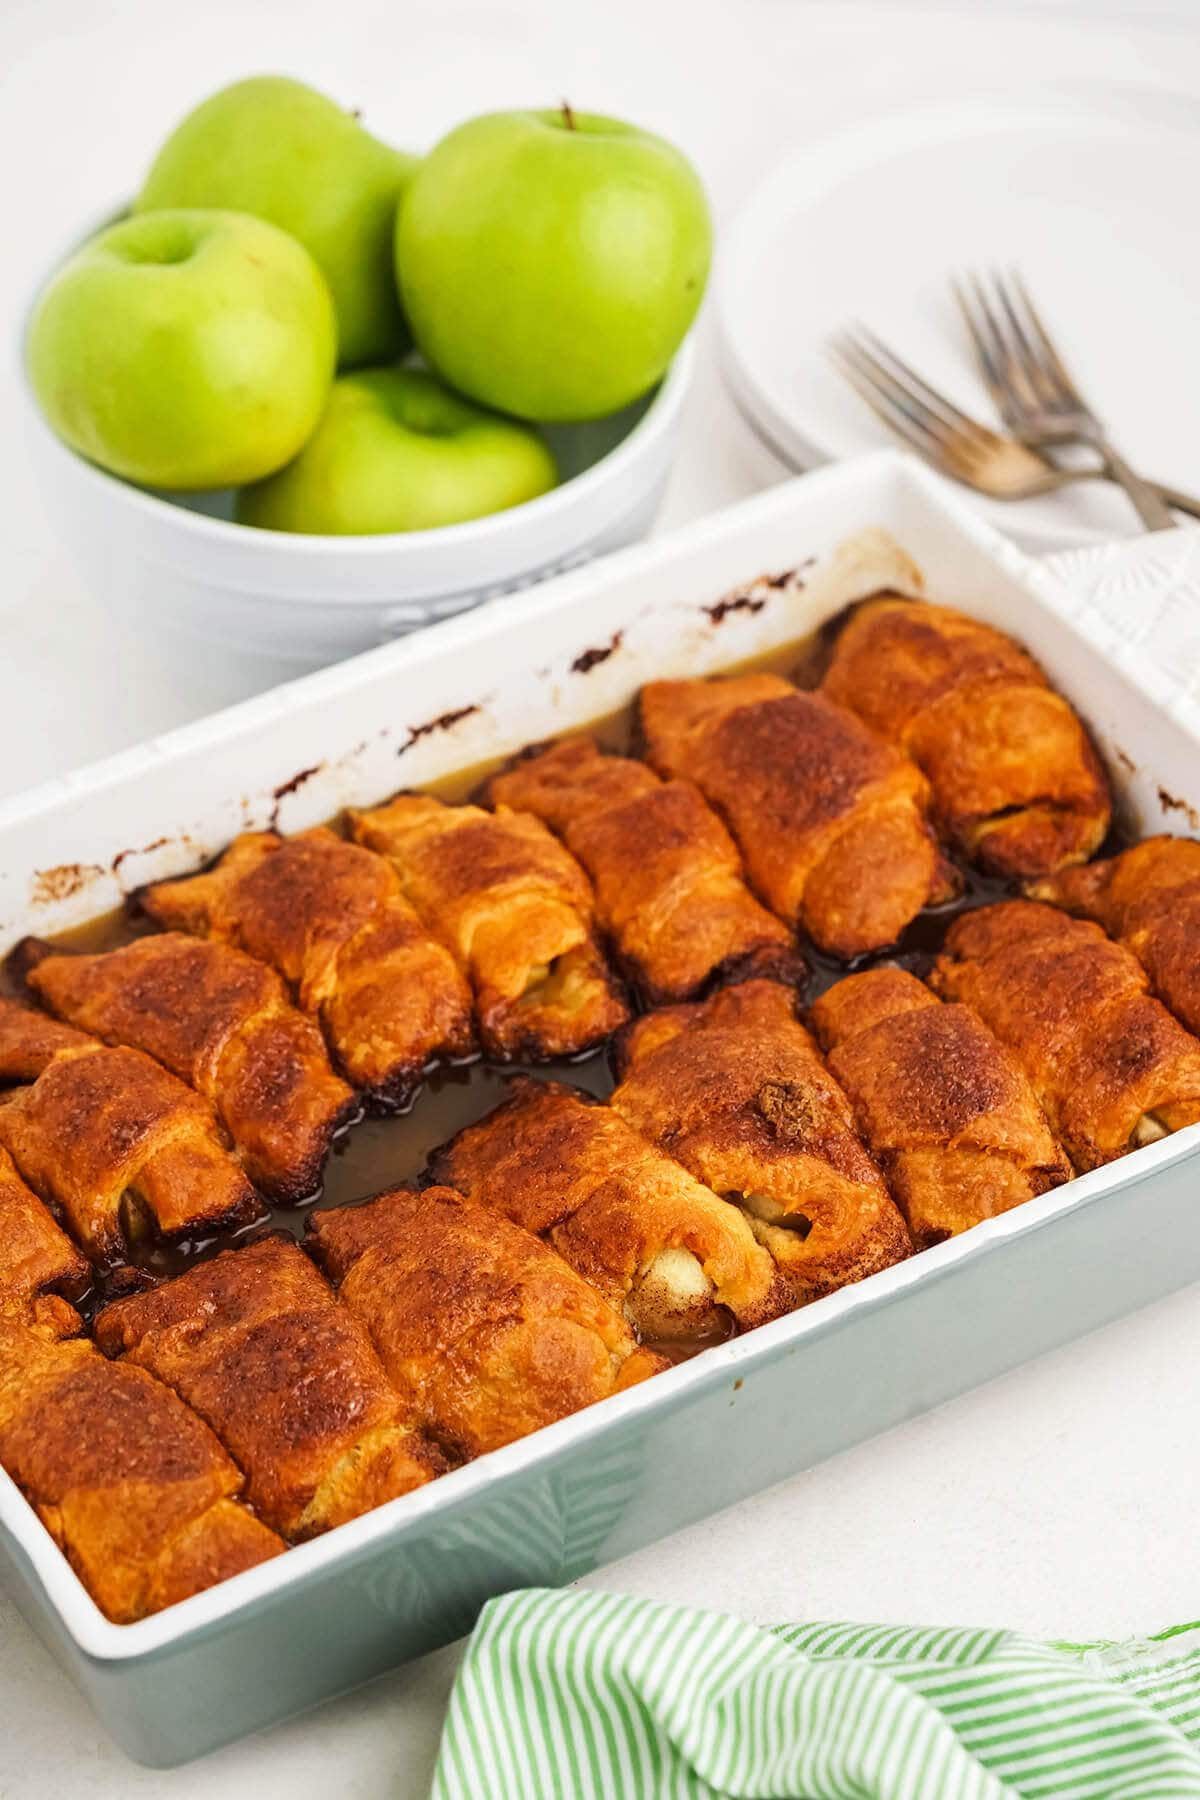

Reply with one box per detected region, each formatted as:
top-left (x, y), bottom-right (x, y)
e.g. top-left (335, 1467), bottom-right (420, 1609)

top-left (955, 269), bottom-right (1175, 531)
top-left (827, 328), bottom-right (1200, 519)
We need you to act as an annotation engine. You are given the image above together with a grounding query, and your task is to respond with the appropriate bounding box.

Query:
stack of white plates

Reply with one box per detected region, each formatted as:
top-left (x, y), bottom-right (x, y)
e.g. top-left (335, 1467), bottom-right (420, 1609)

top-left (715, 85), bottom-right (1200, 552)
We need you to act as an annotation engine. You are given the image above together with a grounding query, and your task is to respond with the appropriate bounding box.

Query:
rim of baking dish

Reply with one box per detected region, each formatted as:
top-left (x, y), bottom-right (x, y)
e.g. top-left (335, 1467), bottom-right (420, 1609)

top-left (7, 1117), bottom-right (1198, 1664)
top-left (5, 449), bottom-right (1200, 1662)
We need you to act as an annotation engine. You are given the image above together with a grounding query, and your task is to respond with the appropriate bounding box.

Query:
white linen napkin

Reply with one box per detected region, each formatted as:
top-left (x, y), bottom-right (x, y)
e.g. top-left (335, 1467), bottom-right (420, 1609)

top-left (1046, 532), bottom-right (1200, 708)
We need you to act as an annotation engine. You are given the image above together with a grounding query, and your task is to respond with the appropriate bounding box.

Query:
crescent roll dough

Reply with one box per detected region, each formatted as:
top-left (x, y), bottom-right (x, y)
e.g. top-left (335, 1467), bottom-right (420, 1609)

top-left (348, 792), bottom-right (628, 1059)
top-left (488, 737), bottom-right (802, 1005)
top-left (0, 1147), bottom-right (89, 1333)
top-left (611, 980), bottom-right (911, 1303)
top-left (821, 597), bottom-right (1110, 877)
top-left (0, 1312), bottom-right (283, 1622)
top-left (1029, 836), bottom-right (1200, 1036)
top-left (96, 1234), bottom-right (441, 1540)
top-left (932, 901), bottom-right (1200, 1170)
top-left (141, 827), bottom-right (474, 1104)
top-left (810, 967), bottom-right (1071, 1246)
top-left (638, 674), bottom-right (950, 957)
top-left (0, 998), bottom-right (261, 1263)
top-left (429, 1077), bottom-right (790, 1340)
top-left (308, 1185), bottom-right (665, 1460)
top-left (23, 932), bottom-right (356, 1201)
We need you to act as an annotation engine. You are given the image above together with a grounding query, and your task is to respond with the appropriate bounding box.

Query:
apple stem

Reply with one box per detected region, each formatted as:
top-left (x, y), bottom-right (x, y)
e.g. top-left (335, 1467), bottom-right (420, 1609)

top-left (560, 99), bottom-right (577, 131)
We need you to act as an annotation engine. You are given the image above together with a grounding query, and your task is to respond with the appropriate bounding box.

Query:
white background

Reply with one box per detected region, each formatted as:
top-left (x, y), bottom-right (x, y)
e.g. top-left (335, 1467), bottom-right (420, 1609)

top-left (4, 3), bottom-right (1200, 1795)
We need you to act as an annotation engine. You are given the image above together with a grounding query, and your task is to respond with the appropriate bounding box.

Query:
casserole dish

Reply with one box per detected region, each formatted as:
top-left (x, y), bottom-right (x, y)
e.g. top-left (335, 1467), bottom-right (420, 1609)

top-left (2, 450), bottom-right (1197, 1765)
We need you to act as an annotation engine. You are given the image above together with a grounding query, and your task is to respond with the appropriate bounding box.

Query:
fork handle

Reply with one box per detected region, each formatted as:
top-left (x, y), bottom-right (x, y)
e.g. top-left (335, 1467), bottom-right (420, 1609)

top-left (1098, 443), bottom-right (1178, 531)
top-left (1148, 478), bottom-right (1200, 523)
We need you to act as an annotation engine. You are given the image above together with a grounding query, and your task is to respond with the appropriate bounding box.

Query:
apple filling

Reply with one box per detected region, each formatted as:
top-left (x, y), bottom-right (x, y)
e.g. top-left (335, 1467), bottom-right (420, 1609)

top-left (1134, 1113), bottom-right (1170, 1147)
top-left (730, 1190), bottom-right (813, 1240)
top-left (516, 951), bottom-right (592, 1015)
top-left (627, 1247), bottom-right (716, 1340)
top-left (119, 1189), bottom-right (154, 1246)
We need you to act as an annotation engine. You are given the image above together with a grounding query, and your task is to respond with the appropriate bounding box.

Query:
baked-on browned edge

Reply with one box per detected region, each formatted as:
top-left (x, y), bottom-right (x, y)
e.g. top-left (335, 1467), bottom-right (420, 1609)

top-left (20, 932), bottom-right (357, 1201)
top-left (611, 980), bottom-right (911, 1302)
top-left (428, 1076), bottom-right (790, 1339)
top-left (348, 792), bottom-right (629, 1059)
top-left (638, 673), bottom-right (954, 958)
top-left (0, 996), bottom-right (262, 1265)
top-left (140, 827), bottom-right (474, 1106)
top-left (810, 967), bottom-right (1071, 1247)
top-left (488, 736), bottom-right (804, 1006)
top-left (308, 1185), bottom-right (664, 1461)
top-left (96, 1234), bottom-right (440, 1540)
top-left (932, 900), bottom-right (1200, 1170)
top-left (821, 596), bottom-right (1111, 878)
top-left (0, 1311), bottom-right (283, 1622)
top-left (1029, 836), bottom-right (1200, 1037)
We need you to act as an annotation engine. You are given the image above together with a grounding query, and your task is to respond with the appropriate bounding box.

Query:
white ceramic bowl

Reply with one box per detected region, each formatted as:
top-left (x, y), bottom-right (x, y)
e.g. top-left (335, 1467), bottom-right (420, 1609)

top-left (21, 210), bottom-right (695, 675)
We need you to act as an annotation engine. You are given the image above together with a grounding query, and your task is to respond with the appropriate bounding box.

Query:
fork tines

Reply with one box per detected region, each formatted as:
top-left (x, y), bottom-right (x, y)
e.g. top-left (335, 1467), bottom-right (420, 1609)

top-left (954, 268), bottom-right (1084, 423)
top-left (829, 324), bottom-right (1000, 476)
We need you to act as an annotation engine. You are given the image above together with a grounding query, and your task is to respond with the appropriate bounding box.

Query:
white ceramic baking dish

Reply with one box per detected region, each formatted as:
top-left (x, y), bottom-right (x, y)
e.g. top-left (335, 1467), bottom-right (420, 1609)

top-left (3, 451), bottom-right (1197, 1766)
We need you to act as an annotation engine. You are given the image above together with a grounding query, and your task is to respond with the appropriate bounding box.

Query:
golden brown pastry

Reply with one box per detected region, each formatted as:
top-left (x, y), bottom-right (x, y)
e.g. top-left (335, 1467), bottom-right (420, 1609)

top-left (488, 737), bottom-right (804, 1005)
top-left (429, 1078), bottom-right (789, 1339)
top-left (0, 999), bottom-right (88, 1082)
top-left (21, 932), bottom-right (356, 1201)
top-left (348, 792), bottom-right (628, 1059)
top-left (611, 980), bottom-right (911, 1302)
top-left (140, 827), bottom-right (474, 1104)
top-left (638, 674), bottom-right (950, 957)
top-left (0, 997), bottom-right (261, 1263)
top-left (809, 967), bottom-right (1071, 1246)
top-left (96, 1234), bottom-right (441, 1541)
top-left (0, 1312), bottom-right (283, 1622)
top-left (932, 900), bottom-right (1200, 1170)
top-left (1029, 836), bottom-right (1200, 1035)
top-left (821, 597), bottom-right (1111, 877)
top-left (0, 1147), bottom-right (89, 1333)
top-left (308, 1185), bottom-right (665, 1460)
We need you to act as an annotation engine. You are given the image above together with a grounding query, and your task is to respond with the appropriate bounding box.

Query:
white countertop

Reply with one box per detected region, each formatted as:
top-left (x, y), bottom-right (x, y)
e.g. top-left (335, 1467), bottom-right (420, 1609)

top-left (4, 3), bottom-right (1200, 1794)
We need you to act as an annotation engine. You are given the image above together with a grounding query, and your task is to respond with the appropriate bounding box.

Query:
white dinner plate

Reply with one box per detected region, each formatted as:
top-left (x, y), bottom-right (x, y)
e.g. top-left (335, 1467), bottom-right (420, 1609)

top-left (717, 84), bottom-right (1200, 550)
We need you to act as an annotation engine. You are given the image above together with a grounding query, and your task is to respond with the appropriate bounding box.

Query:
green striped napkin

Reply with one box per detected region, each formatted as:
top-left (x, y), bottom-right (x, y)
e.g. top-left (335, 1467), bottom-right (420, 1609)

top-left (432, 1589), bottom-right (1200, 1799)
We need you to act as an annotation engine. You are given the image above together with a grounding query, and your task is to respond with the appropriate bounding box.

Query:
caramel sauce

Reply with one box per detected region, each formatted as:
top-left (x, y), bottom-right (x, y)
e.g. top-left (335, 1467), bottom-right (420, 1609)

top-left (2, 626), bottom-right (1126, 1346)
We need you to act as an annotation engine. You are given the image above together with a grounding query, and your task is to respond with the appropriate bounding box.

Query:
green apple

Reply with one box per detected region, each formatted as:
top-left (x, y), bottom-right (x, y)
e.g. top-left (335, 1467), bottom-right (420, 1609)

top-left (137, 76), bottom-right (417, 367)
top-left (236, 366), bottom-right (558, 534)
top-left (27, 209), bottom-right (335, 490)
top-left (395, 107), bottom-right (712, 422)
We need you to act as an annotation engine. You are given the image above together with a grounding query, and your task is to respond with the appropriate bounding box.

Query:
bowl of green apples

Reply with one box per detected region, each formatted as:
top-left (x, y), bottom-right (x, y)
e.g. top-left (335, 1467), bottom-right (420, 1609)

top-left (21, 78), bottom-right (709, 672)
